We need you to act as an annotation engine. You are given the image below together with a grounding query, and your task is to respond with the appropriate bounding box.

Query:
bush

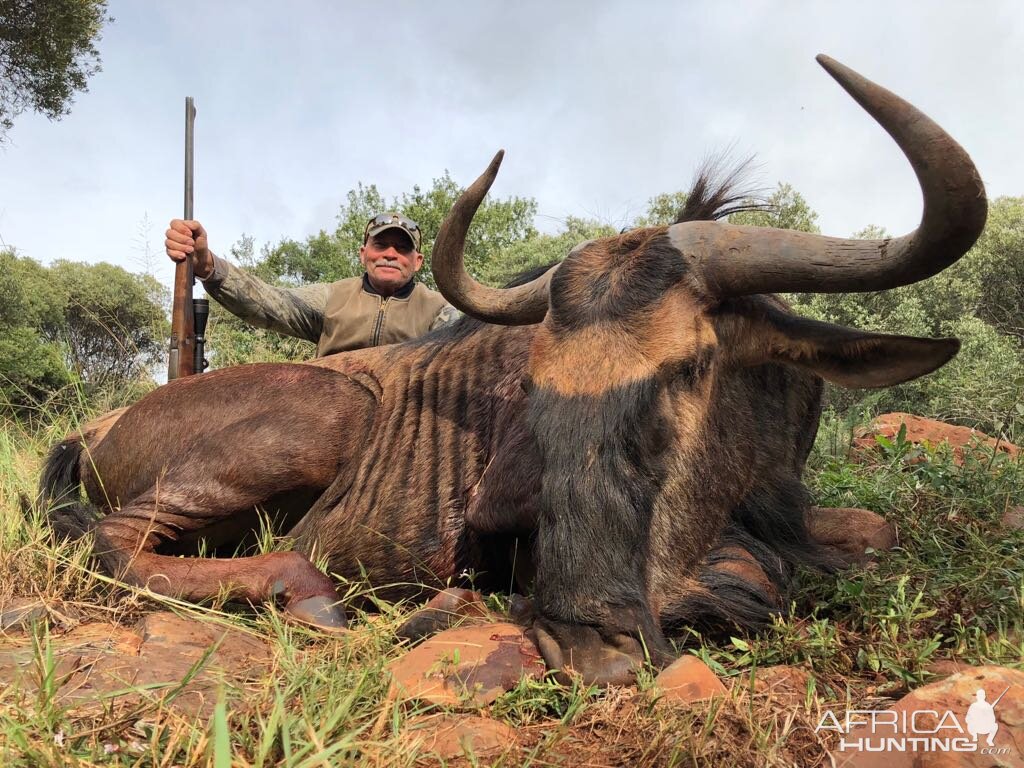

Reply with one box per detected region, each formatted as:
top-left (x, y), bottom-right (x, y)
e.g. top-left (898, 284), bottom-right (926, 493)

top-left (784, 199), bottom-right (1024, 436)
top-left (920, 316), bottom-right (1024, 436)
top-left (0, 250), bottom-right (167, 414)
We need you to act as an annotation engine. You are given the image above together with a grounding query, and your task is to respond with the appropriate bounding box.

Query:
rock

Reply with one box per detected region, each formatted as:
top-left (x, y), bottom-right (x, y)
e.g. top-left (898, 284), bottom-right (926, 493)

top-left (835, 665), bottom-right (1024, 767)
top-left (0, 611), bottom-right (274, 717)
top-left (746, 665), bottom-right (813, 704)
top-left (653, 655), bottom-right (726, 704)
top-left (805, 507), bottom-right (897, 564)
top-left (0, 598), bottom-right (48, 632)
top-left (135, 612), bottom-right (271, 670)
top-left (387, 622), bottom-right (546, 708)
top-left (924, 658), bottom-right (972, 682)
top-left (853, 413), bottom-right (1019, 466)
top-left (401, 714), bottom-right (518, 759)
top-left (1001, 506), bottom-right (1024, 533)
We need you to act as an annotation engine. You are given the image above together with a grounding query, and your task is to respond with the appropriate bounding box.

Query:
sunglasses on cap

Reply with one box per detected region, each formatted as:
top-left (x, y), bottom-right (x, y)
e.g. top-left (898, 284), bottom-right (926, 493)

top-left (366, 213), bottom-right (420, 232)
top-left (363, 213), bottom-right (422, 249)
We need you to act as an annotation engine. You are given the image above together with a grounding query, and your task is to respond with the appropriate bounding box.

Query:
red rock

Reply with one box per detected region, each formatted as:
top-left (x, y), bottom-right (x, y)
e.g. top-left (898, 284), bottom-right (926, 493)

top-left (0, 612), bottom-right (274, 717)
top-left (0, 598), bottom-right (48, 632)
top-left (387, 622), bottom-right (547, 708)
top-left (135, 612), bottom-right (270, 669)
top-left (924, 659), bottom-right (972, 682)
top-left (401, 714), bottom-right (518, 759)
top-left (853, 413), bottom-right (1019, 466)
top-left (1001, 506), bottom-right (1024, 533)
top-left (805, 507), bottom-right (897, 564)
top-left (653, 655), bottom-right (726, 704)
top-left (748, 665), bottom-right (813, 701)
top-left (56, 621), bottom-right (145, 656)
top-left (835, 665), bottom-right (1024, 767)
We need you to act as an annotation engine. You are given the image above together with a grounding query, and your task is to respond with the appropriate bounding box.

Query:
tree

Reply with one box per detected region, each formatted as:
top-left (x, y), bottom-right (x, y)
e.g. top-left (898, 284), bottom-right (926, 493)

top-left (50, 260), bottom-right (168, 387)
top-left (0, 0), bottom-right (111, 141)
top-left (948, 196), bottom-right (1024, 343)
top-left (0, 249), bottom-right (70, 408)
top-left (729, 183), bottom-right (820, 233)
top-left (478, 216), bottom-right (616, 286)
top-left (632, 191), bottom-right (691, 228)
top-left (0, 251), bottom-right (167, 413)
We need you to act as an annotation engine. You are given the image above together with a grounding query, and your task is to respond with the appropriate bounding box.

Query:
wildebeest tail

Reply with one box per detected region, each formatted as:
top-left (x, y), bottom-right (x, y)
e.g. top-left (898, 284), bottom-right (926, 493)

top-left (37, 435), bottom-right (97, 541)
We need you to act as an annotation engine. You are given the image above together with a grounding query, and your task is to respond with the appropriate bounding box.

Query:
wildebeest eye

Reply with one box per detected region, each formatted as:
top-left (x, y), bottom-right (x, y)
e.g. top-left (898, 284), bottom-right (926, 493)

top-left (647, 412), bottom-right (673, 455)
top-left (520, 376), bottom-right (534, 395)
top-left (661, 350), bottom-right (714, 391)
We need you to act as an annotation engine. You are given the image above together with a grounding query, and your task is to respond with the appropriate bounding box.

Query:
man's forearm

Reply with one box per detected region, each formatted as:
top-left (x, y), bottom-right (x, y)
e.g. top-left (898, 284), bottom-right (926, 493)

top-left (202, 256), bottom-right (329, 342)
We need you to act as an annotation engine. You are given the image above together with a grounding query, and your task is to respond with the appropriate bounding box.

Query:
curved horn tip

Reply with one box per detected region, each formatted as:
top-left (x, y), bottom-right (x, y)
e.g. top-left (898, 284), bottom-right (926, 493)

top-left (486, 149), bottom-right (505, 176)
top-left (815, 54), bottom-right (852, 79)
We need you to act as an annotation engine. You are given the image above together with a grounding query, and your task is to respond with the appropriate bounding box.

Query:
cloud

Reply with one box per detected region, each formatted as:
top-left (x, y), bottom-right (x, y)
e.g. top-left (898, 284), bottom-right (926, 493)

top-left (0, 0), bottom-right (1019, 289)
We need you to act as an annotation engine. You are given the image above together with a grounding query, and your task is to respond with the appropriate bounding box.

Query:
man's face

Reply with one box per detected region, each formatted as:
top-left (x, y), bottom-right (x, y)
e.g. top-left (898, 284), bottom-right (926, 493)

top-left (359, 229), bottom-right (424, 295)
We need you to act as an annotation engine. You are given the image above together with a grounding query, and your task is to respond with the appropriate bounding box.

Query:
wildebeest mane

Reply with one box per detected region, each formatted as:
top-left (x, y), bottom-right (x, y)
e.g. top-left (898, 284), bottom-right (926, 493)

top-left (674, 155), bottom-right (768, 224)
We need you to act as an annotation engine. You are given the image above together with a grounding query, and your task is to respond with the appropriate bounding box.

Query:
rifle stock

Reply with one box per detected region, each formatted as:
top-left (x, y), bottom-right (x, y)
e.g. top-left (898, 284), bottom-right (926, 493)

top-left (168, 97), bottom-right (198, 380)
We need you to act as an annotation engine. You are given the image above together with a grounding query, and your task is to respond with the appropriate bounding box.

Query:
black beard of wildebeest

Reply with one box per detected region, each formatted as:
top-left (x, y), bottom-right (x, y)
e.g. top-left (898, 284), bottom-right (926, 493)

top-left (38, 55), bottom-right (988, 686)
top-left (527, 240), bottom-right (697, 666)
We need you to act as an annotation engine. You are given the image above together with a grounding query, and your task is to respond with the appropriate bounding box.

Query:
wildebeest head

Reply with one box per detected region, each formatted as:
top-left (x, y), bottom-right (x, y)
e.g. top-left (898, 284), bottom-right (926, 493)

top-left (432, 55), bottom-right (987, 683)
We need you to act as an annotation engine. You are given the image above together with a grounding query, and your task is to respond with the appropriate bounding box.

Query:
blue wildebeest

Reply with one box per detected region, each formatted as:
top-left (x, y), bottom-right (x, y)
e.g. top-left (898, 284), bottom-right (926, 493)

top-left (40, 56), bottom-right (986, 684)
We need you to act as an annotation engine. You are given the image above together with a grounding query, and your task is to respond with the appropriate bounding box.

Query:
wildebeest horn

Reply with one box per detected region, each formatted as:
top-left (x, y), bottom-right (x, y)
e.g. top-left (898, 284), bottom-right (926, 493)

top-left (668, 54), bottom-right (987, 297)
top-left (432, 150), bottom-right (555, 325)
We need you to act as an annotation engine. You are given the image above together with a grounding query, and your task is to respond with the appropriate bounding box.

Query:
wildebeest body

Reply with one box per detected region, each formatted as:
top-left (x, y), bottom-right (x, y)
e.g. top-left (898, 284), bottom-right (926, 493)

top-left (41, 55), bottom-right (989, 683)
top-left (64, 297), bottom-right (822, 618)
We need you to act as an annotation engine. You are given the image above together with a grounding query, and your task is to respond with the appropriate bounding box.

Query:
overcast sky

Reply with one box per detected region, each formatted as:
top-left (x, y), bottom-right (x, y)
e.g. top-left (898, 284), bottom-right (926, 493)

top-left (0, 1), bottom-right (1020, 290)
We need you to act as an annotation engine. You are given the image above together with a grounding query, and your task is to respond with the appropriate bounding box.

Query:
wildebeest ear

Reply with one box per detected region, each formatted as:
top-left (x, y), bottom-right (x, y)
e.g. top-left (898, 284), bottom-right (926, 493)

top-left (736, 307), bottom-right (960, 389)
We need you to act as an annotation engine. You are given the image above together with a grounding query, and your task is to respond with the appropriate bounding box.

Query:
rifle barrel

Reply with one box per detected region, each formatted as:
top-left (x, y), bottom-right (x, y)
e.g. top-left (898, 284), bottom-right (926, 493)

top-left (184, 97), bottom-right (195, 221)
top-left (168, 97), bottom-right (198, 381)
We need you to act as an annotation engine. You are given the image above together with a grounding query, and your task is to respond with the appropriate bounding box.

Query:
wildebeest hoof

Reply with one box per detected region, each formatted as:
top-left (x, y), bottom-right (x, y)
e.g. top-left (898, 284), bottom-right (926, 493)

top-left (529, 620), bottom-right (659, 687)
top-left (508, 594), bottom-right (535, 624)
top-left (285, 596), bottom-right (348, 632)
top-left (395, 587), bottom-right (489, 643)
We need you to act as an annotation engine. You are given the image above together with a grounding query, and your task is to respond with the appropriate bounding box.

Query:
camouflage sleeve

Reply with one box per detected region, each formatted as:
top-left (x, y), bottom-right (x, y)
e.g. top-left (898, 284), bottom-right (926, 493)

top-left (201, 255), bottom-right (329, 342)
top-left (429, 303), bottom-right (462, 331)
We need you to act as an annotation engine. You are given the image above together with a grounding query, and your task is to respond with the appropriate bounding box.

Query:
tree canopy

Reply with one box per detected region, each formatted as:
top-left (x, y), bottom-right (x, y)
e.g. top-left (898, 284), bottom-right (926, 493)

top-left (0, 250), bottom-right (166, 412)
top-left (0, 0), bottom-right (111, 140)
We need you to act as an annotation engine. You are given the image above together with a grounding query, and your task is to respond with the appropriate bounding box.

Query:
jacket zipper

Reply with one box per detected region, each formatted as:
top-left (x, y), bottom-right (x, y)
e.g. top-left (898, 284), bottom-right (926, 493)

top-left (371, 297), bottom-right (390, 346)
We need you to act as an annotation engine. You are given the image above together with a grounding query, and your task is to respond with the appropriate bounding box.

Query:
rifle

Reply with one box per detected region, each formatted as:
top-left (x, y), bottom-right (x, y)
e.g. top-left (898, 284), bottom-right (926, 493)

top-left (167, 97), bottom-right (209, 380)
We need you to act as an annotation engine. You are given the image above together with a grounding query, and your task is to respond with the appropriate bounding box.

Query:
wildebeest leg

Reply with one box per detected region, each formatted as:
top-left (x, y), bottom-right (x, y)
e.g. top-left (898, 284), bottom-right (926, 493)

top-left (93, 484), bottom-right (347, 628)
top-left (656, 535), bottom-right (787, 637)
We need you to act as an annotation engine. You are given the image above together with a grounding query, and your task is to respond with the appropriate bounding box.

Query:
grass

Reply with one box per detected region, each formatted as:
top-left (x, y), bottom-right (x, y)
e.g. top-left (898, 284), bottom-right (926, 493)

top-left (0, 406), bottom-right (1021, 766)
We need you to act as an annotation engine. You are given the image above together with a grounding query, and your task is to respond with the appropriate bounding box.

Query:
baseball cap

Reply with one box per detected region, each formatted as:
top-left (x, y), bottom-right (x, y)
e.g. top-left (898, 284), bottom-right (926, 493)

top-left (363, 212), bottom-right (422, 251)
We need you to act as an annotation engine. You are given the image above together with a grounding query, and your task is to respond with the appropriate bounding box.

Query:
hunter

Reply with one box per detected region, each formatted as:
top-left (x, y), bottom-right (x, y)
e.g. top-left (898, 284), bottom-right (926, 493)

top-left (164, 213), bottom-right (457, 355)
